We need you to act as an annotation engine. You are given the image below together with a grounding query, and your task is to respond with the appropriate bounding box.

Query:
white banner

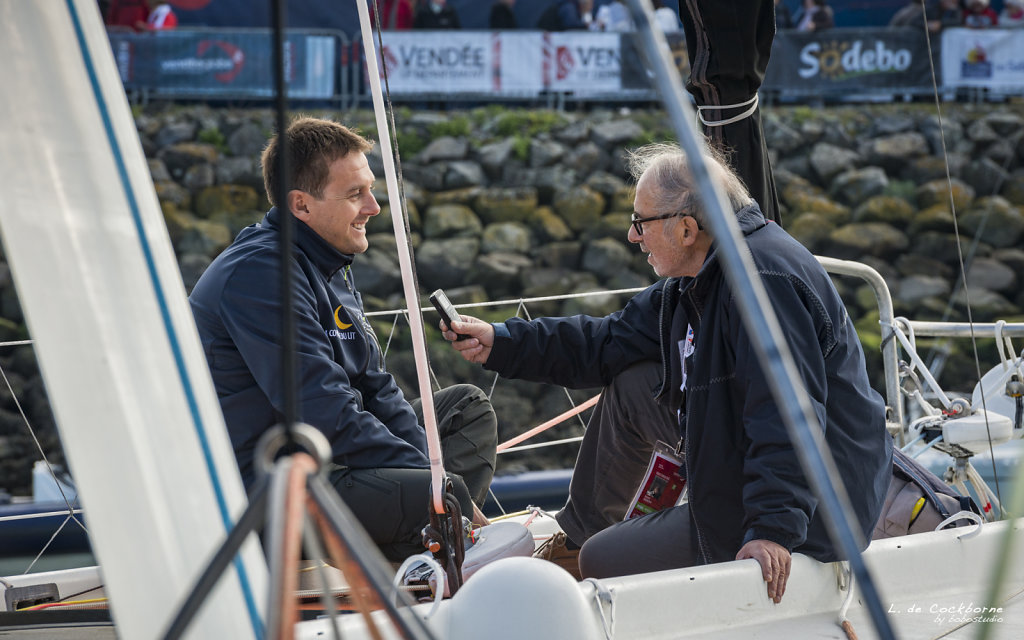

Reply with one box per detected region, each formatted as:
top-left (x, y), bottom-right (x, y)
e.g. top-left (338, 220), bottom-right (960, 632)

top-left (545, 31), bottom-right (622, 93)
top-left (373, 30), bottom-right (623, 96)
top-left (941, 28), bottom-right (1024, 89)
top-left (376, 31), bottom-right (493, 94)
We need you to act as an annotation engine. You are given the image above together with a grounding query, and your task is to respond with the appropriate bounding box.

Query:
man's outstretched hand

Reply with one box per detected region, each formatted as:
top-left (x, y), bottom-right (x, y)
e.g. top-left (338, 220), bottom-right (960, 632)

top-left (440, 314), bottom-right (494, 364)
top-left (736, 539), bottom-right (791, 604)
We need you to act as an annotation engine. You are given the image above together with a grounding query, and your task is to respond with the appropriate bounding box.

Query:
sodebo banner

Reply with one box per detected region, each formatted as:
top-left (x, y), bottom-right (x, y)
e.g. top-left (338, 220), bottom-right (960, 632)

top-left (764, 28), bottom-right (932, 94)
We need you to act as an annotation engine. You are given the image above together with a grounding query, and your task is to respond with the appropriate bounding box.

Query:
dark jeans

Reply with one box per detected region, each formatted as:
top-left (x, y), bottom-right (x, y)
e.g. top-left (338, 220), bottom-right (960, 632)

top-left (328, 384), bottom-right (497, 562)
top-left (555, 361), bottom-right (680, 547)
top-left (579, 504), bottom-right (695, 579)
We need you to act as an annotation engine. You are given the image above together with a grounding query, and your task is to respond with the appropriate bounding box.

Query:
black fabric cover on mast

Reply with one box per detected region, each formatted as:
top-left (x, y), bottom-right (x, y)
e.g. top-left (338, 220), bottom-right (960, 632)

top-left (678, 0), bottom-right (781, 226)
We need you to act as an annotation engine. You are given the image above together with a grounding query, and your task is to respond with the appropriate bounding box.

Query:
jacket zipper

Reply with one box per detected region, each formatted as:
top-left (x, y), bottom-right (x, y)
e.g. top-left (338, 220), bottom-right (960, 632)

top-left (681, 287), bottom-right (712, 564)
top-left (340, 266), bottom-right (385, 372)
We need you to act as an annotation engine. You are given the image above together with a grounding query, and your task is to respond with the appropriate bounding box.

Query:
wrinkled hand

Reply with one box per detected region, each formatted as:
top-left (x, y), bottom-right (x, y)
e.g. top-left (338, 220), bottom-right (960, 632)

top-left (440, 314), bottom-right (494, 364)
top-left (736, 539), bottom-right (791, 604)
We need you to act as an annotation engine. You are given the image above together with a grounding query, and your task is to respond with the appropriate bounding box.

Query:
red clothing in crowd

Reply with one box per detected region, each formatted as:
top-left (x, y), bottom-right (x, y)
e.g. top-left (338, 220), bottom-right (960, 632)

top-left (105, 0), bottom-right (150, 30)
top-left (372, 0), bottom-right (414, 29)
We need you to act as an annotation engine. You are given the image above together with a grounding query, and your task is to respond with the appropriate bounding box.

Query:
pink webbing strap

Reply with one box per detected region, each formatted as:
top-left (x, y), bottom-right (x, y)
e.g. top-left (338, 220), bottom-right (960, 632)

top-left (496, 394), bottom-right (600, 453)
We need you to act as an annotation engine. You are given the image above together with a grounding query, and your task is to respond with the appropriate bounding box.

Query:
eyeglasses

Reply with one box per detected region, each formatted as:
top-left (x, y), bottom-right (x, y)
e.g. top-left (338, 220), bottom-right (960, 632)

top-left (630, 211), bottom-right (701, 236)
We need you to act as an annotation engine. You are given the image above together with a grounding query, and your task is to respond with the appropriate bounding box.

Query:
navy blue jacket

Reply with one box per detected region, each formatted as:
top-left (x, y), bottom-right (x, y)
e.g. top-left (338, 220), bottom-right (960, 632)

top-left (486, 204), bottom-right (892, 563)
top-left (190, 207), bottom-right (428, 485)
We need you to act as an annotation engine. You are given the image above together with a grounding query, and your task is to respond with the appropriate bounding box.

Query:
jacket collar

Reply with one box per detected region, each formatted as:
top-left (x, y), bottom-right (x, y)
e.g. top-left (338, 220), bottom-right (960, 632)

top-left (264, 206), bottom-right (353, 278)
top-left (678, 202), bottom-right (768, 296)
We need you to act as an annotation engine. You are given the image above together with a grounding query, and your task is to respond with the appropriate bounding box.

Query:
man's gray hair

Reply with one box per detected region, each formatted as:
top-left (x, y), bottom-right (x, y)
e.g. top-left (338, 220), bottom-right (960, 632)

top-left (626, 143), bottom-right (753, 228)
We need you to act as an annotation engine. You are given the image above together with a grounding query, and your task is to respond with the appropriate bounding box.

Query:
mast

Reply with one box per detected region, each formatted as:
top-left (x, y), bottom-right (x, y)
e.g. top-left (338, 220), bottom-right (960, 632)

top-left (0, 1), bottom-right (267, 636)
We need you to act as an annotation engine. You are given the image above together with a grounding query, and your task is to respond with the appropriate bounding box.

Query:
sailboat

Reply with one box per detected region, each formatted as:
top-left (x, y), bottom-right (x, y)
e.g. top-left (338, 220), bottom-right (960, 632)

top-left (1, 0), bottom-right (1023, 639)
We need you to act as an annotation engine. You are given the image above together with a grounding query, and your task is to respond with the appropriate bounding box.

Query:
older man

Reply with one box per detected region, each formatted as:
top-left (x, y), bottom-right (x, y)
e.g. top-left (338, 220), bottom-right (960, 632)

top-left (444, 143), bottom-right (892, 603)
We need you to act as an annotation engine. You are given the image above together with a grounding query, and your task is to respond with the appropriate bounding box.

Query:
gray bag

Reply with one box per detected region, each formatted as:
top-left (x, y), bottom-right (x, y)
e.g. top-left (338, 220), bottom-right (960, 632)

top-left (872, 448), bottom-right (980, 539)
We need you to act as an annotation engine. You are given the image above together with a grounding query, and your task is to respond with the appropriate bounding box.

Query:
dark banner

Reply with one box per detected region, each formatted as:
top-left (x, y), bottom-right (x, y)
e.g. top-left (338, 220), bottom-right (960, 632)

top-left (763, 28), bottom-right (934, 94)
top-left (109, 30), bottom-right (336, 98)
top-left (620, 31), bottom-right (689, 91)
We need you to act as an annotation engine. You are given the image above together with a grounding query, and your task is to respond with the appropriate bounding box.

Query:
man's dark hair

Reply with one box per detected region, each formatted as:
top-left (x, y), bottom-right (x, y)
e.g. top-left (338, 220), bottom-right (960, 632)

top-left (261, 116), bottom-right (374, 206)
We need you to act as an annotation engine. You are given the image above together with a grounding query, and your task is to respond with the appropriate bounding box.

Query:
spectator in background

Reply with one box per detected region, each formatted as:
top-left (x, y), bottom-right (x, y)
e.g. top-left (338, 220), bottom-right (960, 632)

top-left (592, 0), bottom-right (633, 31)
top-left (105, 0), bottom-right (150, 31)
top-left (372, 0), bottom-right (414, 30)
top-left (794, 0), bottom-right (834, 31)
top-left (963, 0), bottom-right (997, 27)
top-left (413, 0), bottom-right (461, 29)
top-left (146, 3), bottom-right (177, 30)
top-left (653, 0), bottom-right (681, 33)
top-left (1001, 0), bottom-right (1024, 27)
top-left (489, 0), bottom-right (518, 29)
top-left (775, 0), bottom-right (794, 29)
top-left (536, 0), bottom-right (594, 31)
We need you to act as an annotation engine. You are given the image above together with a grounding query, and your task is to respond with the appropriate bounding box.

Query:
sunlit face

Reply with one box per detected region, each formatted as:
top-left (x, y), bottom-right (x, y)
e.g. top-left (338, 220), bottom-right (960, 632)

top-left (291, 152), bottom-right (380, 255)
top-left (628, 175), bottom-right (710, 278)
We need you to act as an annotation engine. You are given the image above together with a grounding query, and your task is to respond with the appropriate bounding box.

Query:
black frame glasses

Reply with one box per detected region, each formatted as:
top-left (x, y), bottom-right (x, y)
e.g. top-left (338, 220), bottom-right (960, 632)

top-left (631, 211), bottom-right (700, 236)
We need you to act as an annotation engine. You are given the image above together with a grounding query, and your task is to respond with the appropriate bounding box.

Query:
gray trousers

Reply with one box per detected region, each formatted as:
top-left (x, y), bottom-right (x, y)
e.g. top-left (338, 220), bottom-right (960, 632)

top-left (555, 361), bottom-right (696, 578)
top-left (329, 384), bottom-right (497, 562)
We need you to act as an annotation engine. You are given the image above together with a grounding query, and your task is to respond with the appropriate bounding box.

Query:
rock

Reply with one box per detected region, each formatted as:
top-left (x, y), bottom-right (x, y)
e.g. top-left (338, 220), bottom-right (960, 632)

top-left (965, 118), bottom-right (999, 144)
top-left (183, 163), bottom-right (215, 192)
top-left (529, 138), bottom-right (567, 168)
top-left (871, 113), bottom-right (916, 136)
top-left (1001, 170), bottom-right (1024, 206)
top-left (915, 178), bottom-right (974, 210)
top-left (564, 141), bottom-right (609, 176)
top-left (471, 252), bottom-right (533, 298)
top-left (154, 120), bottom-right (197, 147)
top-left (415, 237), bottom-right (480, 290)
top-left (781, 183), bottom-right (850, 222)
top-left (476, 138), bottom-right (516, 180)
top-left (404, 163), bottom-right (446, 192)
top-left (862, 132), bottom-right (930, 172)
top-left (158, 142), bottom-right (220, 181)
top-left (351, 248), bottom-right (402, 295)
top-left (992, 248), bottom-right (1024, 277)
top-left (195, 184), bottom-right (260, 218)
top-left (226, 121), bottom-right (267, 157)
top-left (827, 222), bottom-right (908, 259)
top-left (980, 139), bottom-right (1016, 167)
top-left (896, 275), bottom-right (951, 306)
top-left (421, 203), bottom-right (482, 239)
top-left (901, 153), bottom-right (967, 183)
top-left (983, 111), bottom-right (1024, 138)
top-left (584, 171), bottom-right (628, 199)
top-left (962, 158), bottom-right (1009, 198)
top-left (911, 231), bottom-right (989, 263)
top-left (534, 242), bottom-right (582, 269)
top-left (920, 114), bottom-right (964, 155)
top-left (148, 158), bottom-right (171, 182)
top-left (763, 114), bottom-right (804, 154)
top-left (154, 180), bottom-right (192, 210)
top-left (553, 186), bottom-right (605, 232)
top-left (445, 161), bottom-right (486, 190)
top-left (965, 257), bottom-right (1017, 293)
top-left (553, 119), bottom-right (591, 145)
top-left (430, 186), bottom-right (485, 207)
top-left (829, 166), bottom-right (888, 205)
top-left (175, 218), bottom-right (232, 256)
top-left (533, 207), bottom-right (575, 243)
top-left (581, 237), bottom-right (633, 280)
top-left (520, 268), bottom-right (597, 298)
top-left (809, 143), bottom-right (862, 184)
top-left (215, 156), bottom-right (262, 189)
top-left (590, 119), bottom-right (643, 148)
top-left (952, 287), bottom-right (1017, 321)
top-left (474, 187), bottom-right (538, 224)
top-left (959, 197), bottom-right (1024, 248)
top-left (417, 136), bottom-right (468, 163)
top-left (788, 212), bottom-right (834, 253)
top-left (895, 254), bottom-right (953, 279)
top-left (852, 195), bottom-right (915, 225)
top-left (482, 222), bottom-right (532, 254)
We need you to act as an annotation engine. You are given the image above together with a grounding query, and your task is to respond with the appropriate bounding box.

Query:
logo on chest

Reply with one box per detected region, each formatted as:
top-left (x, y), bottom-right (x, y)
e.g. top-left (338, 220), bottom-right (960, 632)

top-left (328, 305), bottom-right (358, 340)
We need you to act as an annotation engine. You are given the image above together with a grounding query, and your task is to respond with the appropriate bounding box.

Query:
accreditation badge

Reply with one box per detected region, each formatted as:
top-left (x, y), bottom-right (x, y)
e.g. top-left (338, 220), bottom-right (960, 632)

top-left (624, 440), bottom-right (687, 520)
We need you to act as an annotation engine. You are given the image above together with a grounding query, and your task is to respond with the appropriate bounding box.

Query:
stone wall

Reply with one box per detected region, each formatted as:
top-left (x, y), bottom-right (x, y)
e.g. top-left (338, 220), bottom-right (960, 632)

top-left (2, 102), bottom-right (1024, 494)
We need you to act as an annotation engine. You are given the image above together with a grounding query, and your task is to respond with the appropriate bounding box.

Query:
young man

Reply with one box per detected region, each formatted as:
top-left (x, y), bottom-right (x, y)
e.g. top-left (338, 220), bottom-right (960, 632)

top-left (189, 117), bottom-right (497, 561)
top-left (443, 144), bottom-right (892, 604)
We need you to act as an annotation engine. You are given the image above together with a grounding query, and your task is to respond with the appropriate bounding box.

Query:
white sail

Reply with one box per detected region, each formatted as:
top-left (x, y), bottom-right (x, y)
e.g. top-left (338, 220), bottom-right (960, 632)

top-left (0, 1), bottom-right (266, 637)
